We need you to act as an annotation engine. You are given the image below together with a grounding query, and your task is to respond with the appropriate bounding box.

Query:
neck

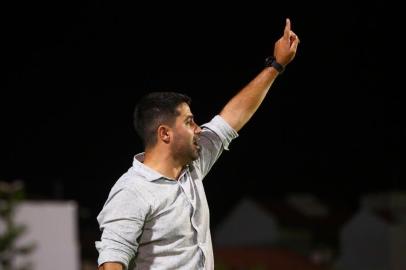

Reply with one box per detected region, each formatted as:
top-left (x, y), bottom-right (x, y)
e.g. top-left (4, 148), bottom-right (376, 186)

top-left (143, 148), bottom-right (185, 180)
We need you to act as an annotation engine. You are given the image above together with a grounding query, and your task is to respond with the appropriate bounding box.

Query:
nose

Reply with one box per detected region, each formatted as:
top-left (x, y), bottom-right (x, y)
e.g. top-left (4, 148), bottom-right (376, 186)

top-left (194, 124), bottom-right (202, 134)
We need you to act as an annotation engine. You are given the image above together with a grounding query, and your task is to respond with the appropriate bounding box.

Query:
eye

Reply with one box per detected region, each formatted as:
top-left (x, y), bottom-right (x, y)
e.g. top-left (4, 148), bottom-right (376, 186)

top-left (185, 118), bottom-right (194, 126)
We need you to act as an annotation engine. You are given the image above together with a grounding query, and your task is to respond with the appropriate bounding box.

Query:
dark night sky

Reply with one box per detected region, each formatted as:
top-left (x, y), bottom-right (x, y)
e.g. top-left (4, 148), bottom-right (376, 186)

top-left (1, 0), bottom-right (402, 259)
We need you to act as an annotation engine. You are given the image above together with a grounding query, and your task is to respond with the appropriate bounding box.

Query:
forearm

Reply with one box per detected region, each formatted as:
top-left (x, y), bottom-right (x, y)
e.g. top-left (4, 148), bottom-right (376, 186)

top-left (220, 66), bottom-right (279, 132)
top-left (99, 262), bottom-right (124, 270)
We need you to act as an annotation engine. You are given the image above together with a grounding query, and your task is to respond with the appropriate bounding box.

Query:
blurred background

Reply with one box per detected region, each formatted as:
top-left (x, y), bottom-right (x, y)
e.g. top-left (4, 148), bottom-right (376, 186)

top-left (2, 1), bottom-right (404, 269)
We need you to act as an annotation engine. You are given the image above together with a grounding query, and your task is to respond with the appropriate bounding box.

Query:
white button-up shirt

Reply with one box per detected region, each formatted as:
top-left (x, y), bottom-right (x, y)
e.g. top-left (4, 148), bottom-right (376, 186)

top-left (96, 115), bottom-right (238, 269)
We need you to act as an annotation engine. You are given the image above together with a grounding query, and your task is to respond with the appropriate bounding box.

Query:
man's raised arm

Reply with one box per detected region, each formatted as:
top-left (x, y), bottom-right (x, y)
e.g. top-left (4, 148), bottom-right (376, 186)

top-left (220, 18), bottom-right (300, 132)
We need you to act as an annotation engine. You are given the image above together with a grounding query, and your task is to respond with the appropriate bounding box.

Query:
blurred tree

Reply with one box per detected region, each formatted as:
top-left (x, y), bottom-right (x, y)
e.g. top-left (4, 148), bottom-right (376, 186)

top-left (0, 181), bottom-right (35, 270)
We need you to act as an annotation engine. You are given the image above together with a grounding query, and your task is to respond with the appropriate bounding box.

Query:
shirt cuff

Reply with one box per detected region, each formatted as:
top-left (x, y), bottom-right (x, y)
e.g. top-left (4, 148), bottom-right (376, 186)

top-left (96, 241), bottom-right (130, 270)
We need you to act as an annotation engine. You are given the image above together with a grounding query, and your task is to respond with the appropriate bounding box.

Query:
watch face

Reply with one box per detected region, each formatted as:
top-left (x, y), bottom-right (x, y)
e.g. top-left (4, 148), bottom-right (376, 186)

top-left (265, 56), bottom-right (283, 73)
top-left (265, 56), bottom-right (274, 67)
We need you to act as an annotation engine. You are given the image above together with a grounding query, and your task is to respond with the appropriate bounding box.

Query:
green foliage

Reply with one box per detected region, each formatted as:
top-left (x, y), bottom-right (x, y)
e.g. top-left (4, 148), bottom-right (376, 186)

top-left (0, 181), bottom-right (35, 270)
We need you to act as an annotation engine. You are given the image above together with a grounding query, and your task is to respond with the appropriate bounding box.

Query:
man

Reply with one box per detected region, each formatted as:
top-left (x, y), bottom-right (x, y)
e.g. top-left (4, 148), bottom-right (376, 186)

top-left (96, 18), bottom-right (299, 270)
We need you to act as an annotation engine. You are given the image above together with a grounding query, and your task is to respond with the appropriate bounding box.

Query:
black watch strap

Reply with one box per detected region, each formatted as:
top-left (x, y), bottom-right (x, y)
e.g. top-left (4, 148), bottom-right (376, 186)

top-left (264, 56), bottom-right (285, 73)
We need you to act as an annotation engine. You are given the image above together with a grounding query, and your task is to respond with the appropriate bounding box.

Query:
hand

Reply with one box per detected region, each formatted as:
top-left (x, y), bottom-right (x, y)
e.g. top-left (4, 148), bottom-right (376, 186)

top-left (273, 18), bottom-right (300, 67)
top-left (99, 262), bottom-right (123, 270)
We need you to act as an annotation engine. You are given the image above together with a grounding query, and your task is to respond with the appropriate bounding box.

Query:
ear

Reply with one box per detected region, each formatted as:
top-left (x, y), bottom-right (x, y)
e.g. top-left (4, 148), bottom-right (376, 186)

top-left (157, 125), bottom-right (171, 144)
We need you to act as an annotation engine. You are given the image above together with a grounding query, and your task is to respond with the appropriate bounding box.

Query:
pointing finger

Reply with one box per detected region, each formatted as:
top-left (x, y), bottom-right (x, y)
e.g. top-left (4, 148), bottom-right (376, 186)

top-left (284, 18), bottom-right (291, 39)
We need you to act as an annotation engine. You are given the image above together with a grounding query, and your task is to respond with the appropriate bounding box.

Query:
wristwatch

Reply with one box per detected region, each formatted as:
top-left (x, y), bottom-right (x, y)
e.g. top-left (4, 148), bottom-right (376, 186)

top-left (264, 56), bottom-right (285, 73)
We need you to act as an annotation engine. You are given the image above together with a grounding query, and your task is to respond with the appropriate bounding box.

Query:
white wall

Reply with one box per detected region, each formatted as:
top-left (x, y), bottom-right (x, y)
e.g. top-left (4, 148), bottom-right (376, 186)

top-left (13, 201), bottom-right (80, 270)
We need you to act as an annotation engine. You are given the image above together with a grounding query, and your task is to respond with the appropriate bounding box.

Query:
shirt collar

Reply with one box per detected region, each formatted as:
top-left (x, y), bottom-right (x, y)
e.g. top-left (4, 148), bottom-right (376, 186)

top-left (132, 153), bottom-right (190, 182)
top-left (132, 153), bottom-right (164, 181)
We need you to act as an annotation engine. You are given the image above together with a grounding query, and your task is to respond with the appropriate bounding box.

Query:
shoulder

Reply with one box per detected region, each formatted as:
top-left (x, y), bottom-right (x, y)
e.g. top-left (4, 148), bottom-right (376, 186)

top-left (108, 169), bottom-right (157, 208)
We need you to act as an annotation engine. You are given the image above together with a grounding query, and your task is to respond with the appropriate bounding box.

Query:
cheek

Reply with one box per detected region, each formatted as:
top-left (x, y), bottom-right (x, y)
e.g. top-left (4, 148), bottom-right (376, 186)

top-left (172, 128), bottom-right (191, 142)
top-left (177, 126), bottom-right (194, 138)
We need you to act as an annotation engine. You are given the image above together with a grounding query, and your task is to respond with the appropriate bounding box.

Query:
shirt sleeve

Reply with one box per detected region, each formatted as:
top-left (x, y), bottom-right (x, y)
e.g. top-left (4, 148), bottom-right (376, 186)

top-left (95, 187), bottom-right (150, 269)
top-left (195, 115), bottom-right (238, 178)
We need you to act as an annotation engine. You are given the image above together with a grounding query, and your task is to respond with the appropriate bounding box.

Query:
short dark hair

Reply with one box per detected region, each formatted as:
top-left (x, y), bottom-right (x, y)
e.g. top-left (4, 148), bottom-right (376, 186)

top-left (133, 91), bottom-right (192, 148)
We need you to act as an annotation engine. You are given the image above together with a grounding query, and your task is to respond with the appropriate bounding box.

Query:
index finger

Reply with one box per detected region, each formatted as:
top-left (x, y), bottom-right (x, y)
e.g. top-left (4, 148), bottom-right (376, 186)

top-left (284, 18), bottom-right (291, 39)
